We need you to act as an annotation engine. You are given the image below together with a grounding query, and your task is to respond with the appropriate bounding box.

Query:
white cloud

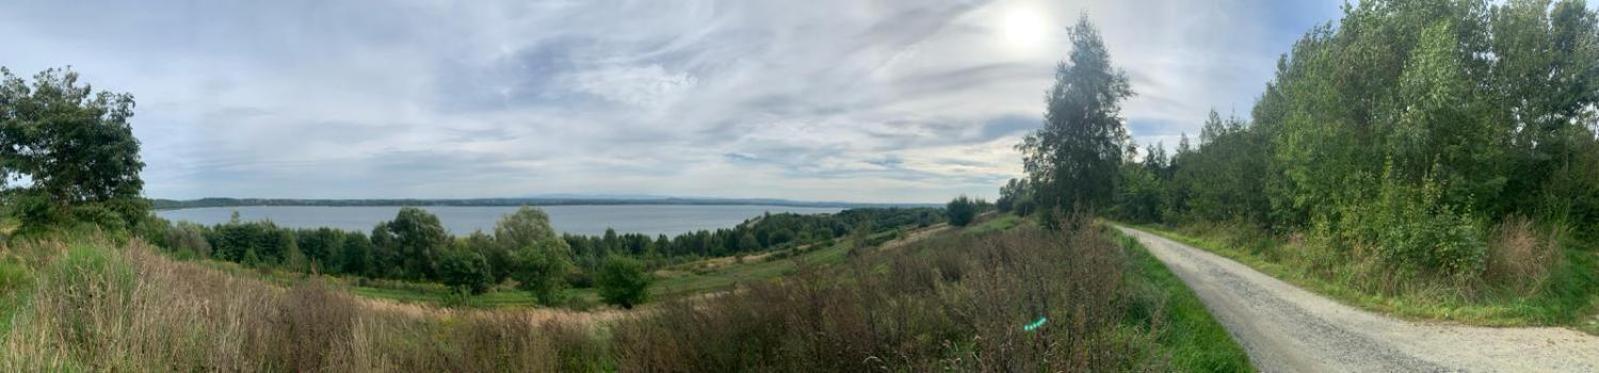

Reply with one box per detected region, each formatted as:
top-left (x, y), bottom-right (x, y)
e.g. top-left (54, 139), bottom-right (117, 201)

top-left (0, 0), bottom-right (1343, 202)
top-left (570, 64), bottom-right (697, 111)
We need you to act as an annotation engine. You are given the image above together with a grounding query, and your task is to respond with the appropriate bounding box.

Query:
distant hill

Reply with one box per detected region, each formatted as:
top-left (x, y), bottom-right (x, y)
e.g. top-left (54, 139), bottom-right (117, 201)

top-left (148, 196), bottom-right (938, 210)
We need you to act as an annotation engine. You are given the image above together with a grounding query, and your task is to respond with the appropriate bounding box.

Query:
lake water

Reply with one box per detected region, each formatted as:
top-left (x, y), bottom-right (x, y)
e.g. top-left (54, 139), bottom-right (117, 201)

top-left (157, 205), bottom-right (846, 236)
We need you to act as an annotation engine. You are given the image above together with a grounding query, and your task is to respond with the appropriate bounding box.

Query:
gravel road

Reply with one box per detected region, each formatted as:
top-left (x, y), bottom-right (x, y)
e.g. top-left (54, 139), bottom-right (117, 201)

top-left (1116, 226), bottom-right (1599, 372)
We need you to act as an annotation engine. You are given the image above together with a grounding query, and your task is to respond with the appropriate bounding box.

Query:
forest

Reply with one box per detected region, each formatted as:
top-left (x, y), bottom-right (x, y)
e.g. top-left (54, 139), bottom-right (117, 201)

top-left (1004, 0), bottom-right (1599, 316)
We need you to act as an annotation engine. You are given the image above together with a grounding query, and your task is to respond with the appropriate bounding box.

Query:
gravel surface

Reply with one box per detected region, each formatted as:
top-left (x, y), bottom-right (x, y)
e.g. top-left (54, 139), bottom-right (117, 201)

top-left (1116, 226), bottom-right (1599, 372)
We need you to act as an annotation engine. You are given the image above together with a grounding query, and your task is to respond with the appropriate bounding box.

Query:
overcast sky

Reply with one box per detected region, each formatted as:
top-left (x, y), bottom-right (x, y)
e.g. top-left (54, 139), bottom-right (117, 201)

top-left (2, 0), bottom-right (1342, 203)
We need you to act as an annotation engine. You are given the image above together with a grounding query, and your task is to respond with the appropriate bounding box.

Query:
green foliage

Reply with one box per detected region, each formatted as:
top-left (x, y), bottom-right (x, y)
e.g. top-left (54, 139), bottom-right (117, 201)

top-left (1354, 167), bottom-right (1489, 277)
top-left (437, 249), bottom-right (493, 295)
top-left (596, 256), bottom-right (651, 309)
top-left (511, 245), bottom-right (571, 305)
top-left (1090, 0), bottom-right (1599, 287)
top-left (0, 67), bottom-right (147, 231)
top-left (0, 257), bottom-right (29, 288)
top-left (944, 195), bottom-right (982, 227)
top-left (996, 178), bottom-right (1035, 215)
top-left (371, 207), bottom-right (449, 281)
top-left (1019, 16), bottom-right (1134, 220)
top-left (491, 206), bottom-right (574, 304)
top-left (1112, 158), bottom-right (1165, 223)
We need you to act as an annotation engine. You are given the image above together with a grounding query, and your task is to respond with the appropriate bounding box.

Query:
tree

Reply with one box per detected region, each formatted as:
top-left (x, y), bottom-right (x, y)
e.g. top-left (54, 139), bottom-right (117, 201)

top-left (0, 67), bottom-right (146, 230)
top-left (946, 195), bottom-right (980, 227)
top-left (596, 256), bottom-right (651, 309)
top-left (437, 249), bottom-right (493, 295)
top-left (371, 207), bottom-right (450, 281)
top-left (1018, 16), bottom-right (1133, 226)
top-left (339, 232), bottom-right (375, 277)
top-left (998, 178), bottom-right (1036, 216)
top-left (493, 206), bottom-right (573, 304)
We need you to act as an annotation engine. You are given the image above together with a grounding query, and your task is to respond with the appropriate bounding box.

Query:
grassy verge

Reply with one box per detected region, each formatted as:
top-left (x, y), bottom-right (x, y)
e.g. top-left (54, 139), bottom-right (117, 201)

top-left (1125, 222), bottom-right (1599, 333)
top-left (1110, 228), bottom-right (1253, 372)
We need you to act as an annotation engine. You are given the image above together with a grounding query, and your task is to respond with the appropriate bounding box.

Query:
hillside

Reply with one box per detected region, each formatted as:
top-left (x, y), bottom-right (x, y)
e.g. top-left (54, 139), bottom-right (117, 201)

top-left (0, 217), bottom-right (1248, 371)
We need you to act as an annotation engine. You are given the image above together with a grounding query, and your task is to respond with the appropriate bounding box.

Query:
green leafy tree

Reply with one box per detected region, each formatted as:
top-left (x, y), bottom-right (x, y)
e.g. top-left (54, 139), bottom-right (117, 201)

top-left (596, 256), bottom-right (651, 309)
top-left (494, 206), bottom-right (573, 304)
top-left (0, 67), bottom-right (146, 230)
top-left (437, 249), bottom-right (493, 295)
top-left (371, 207), bottom-right (450, 281)
top-left (1018, 16), bottom-right (1133, 226)
top-left (339, 232), bottom-right (375, 277)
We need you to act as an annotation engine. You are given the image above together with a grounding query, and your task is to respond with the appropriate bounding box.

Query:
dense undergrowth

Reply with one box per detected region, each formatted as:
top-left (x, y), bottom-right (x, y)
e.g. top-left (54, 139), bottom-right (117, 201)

top-left (0, 218), bottom-right (1249, 371)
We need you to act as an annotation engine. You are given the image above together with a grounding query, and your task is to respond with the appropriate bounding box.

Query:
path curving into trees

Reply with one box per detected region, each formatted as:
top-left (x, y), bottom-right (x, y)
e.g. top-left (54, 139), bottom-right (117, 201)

top-left (1116, 225), bottom-right (1599, 372)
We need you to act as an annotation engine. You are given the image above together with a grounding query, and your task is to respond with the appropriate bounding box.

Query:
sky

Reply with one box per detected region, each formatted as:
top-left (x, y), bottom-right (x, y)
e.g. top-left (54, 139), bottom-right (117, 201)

top-left (1, 0), bottom-right (1344, 203)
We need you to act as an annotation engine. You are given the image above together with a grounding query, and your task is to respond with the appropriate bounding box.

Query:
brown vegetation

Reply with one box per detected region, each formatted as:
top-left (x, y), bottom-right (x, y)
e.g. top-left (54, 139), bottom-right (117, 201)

top-left (1485, 217), bottom-right (1564, 296)
top-left (0, 237), bottom-right (602, 371)
top-left (609, 225), bottom-right (1171, 371)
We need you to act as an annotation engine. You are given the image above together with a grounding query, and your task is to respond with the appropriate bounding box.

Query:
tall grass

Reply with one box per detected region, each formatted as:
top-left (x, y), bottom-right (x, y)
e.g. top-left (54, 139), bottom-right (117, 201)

top-left (0, 221), bottom-right (1244, 371)
top-left (0, 235), bottom-right (600, 371)
top-left (609, 225), bottom-right (1179, 371)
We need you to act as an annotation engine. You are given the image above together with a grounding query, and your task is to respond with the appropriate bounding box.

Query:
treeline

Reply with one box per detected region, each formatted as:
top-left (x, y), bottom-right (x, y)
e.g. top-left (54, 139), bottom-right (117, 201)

top-left (561, 208), bottom-right (942, 273)
top-left (141, 207), bottom-right (581, 303)
top-left (1012, 0), bottom-right (1598, 285)
top-left (141, 206), bottom-right (943, 305)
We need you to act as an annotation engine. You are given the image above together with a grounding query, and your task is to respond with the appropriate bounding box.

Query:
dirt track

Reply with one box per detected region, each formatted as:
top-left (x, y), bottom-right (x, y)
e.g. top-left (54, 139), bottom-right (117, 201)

top-left (1116, 226), bottom-right (1599, 372)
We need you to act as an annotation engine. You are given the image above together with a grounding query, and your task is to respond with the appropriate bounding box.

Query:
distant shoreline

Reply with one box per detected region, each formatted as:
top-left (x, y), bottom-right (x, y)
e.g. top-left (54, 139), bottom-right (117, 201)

top-left (149, 197), bottom-right (938, 211)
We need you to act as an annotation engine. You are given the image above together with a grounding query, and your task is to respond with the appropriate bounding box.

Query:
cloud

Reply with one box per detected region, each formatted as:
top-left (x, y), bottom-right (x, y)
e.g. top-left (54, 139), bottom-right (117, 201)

top-left (0, 0), bottom-right (1343, 202)
top-left (570, 64), bottom-right (698, 111)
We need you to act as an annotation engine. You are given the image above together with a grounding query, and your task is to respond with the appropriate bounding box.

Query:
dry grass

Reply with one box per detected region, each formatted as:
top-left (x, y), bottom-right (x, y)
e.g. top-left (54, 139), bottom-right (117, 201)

top-left (0, 220), bottom-right (1199, 371)
top-left (608, 224), bottom-right (1171, 372)
top-left (1485, 216), bottom-right (1564, 296)
top-left (0, 236), bottom-right (604, 372)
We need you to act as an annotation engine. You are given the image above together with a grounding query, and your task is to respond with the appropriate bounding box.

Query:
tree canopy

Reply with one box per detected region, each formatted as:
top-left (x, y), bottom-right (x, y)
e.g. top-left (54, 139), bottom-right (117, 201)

top-left (0, 67), bottom-right (146, 230)
top-left (1090, 0), bottom-right (1599, 278)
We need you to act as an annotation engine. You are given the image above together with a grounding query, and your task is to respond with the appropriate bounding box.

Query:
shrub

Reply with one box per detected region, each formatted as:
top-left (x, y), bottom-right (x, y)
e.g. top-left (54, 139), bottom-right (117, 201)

top-left (945, 195), bottom-right (981, 227)
top-left (513, 247), bottom-right (571, 305)
top-left (437, 249), bottom-right (493, 295)
top-left (596, 256), bottom-right (651, 309)
top-left (163, 222), bottom-right (212, 259)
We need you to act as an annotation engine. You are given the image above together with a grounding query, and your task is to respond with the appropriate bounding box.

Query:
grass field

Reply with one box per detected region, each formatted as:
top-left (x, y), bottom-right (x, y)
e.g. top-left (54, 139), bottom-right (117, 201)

top-left (1127, 223), bottom-right (1599, 334)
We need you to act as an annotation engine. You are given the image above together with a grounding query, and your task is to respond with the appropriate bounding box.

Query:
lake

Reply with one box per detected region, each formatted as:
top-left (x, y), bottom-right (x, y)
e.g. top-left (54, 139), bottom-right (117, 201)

top-left (156, 205), bottom-right (846, 236)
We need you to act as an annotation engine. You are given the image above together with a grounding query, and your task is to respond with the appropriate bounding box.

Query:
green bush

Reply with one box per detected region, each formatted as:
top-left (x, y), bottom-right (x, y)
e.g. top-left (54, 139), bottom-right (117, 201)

top-left (945, 195), bottom-right (981, 227)
top-left (437, 249), bottom-right (493, 295)
top-left (596, 256), bottom-right (651, 309)
top-left (512, 248), bottom-right (571, 305)
top-left (1363, 174), bottom-right (1488, 278)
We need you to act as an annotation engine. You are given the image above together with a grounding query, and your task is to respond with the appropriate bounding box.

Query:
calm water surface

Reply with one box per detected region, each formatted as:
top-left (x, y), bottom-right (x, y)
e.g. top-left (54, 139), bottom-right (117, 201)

top-left (157, 205), bottom-right (845, 236)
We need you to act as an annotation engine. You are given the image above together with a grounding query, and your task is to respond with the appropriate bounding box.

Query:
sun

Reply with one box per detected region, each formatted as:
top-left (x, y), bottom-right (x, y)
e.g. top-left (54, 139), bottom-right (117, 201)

top-left (1001, 7), bottom-right (1047, 51)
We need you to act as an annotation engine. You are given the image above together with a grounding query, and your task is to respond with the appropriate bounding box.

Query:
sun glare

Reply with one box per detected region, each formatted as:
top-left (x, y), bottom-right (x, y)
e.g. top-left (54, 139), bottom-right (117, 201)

top-left (1001, 7), bottom-right (1047, 51)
